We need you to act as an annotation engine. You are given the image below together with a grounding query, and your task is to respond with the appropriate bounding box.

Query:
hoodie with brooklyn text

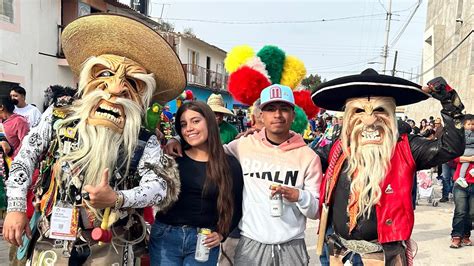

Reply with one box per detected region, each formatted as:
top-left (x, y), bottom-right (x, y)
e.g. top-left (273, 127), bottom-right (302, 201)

top-left (225, 129), bottom-right (322, 244)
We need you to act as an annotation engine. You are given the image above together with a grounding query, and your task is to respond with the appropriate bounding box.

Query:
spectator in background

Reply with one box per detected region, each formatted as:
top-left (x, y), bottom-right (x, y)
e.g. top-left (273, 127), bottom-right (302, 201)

top-left (419, 118), bottom-right (429, 136)
top-left (207, 93), bottom-right (238, 144)
top-left (0, 96), bottom-right (30, 159)
top-left (434, 117), bottom-right (444, 139)
top-left (9, 86), bottom-right (42, 128)
top-left (433, 117), bottom-right (451, 202)
top-left (449, 115), bottom-right (474, 248)
top-left (455, 114), bottom-right (474, 188)
top-left (407, 119), bottom-right (420, 135)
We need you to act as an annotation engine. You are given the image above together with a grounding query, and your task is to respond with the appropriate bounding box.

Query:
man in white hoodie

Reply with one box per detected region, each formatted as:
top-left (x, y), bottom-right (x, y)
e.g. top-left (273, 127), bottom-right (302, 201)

top-left (166, 84), bottom-right (322, 265)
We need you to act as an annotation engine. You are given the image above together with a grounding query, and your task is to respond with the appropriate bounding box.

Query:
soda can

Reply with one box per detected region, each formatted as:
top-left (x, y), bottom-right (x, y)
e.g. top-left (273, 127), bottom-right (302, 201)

top-left (270, 184), bottom-right (283, 217)
top-left (195, 228), bottom-right (211, 262)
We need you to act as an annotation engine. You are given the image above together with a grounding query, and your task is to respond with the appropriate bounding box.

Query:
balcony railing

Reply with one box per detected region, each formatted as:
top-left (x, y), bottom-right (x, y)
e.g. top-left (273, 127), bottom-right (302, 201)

top-left (183, 64), bottom-right (228, 91)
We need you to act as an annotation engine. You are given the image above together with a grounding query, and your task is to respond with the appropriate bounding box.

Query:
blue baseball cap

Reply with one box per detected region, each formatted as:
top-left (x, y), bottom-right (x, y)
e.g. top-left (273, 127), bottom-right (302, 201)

top-left (259, 84), bottom-right (295, 109)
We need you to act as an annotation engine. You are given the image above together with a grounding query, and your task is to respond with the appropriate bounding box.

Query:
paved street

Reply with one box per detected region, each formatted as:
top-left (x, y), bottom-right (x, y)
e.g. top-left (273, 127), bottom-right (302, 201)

top-left (0, 184), bottom-right (472, 265)
top-left (305, 183), bottom-right (474, 265)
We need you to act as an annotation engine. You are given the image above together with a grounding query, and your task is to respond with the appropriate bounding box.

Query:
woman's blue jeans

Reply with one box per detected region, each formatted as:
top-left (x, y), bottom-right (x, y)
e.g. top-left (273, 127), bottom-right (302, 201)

top-left (149, 221), bottom-right (220, 265)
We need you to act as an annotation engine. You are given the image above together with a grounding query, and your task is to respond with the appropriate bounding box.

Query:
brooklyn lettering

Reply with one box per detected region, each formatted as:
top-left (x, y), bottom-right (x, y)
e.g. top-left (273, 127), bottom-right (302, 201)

top-left (244, 171), bottom-right (299, 186)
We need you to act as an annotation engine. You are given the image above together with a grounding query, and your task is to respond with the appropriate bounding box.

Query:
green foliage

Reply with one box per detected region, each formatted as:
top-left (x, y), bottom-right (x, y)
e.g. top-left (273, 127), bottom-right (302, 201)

top-left (301, 74), bottom-right (323, 91)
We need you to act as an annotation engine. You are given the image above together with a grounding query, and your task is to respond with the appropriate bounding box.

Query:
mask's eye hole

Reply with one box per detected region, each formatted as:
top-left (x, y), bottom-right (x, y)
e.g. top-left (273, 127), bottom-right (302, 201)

top-left (98, 71), bottom-right (113, 77)
top-left (355, 108), bottom-right (364, 113)
top-left (374, 107), bottom-right (385, 112)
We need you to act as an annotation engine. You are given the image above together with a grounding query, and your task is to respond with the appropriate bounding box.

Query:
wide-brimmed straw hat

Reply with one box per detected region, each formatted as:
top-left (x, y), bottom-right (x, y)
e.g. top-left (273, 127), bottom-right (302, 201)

top-left (61, 13), bottom-right (186, 104)
top-left (207, 94), bottom-right (234, 116)
top-left (311, 68), bottom-right (430, 111)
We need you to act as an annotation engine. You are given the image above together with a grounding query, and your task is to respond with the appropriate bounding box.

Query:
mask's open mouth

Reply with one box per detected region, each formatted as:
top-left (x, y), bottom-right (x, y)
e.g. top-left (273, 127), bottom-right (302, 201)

top-left (360, 128), bottom-right (383, 145)
top-left (87, 99), bottom-right (125, 133)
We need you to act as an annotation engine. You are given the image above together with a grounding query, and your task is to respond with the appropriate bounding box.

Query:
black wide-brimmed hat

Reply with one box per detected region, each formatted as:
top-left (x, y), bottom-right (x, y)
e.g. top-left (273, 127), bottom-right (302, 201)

top-left (311, 68), bottom-right (430, 111)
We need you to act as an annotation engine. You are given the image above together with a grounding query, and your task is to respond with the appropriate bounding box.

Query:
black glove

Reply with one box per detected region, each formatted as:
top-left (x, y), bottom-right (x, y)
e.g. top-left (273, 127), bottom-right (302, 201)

top-left (426, 77), bottom-right (451, 102)
top-left (426, 77), bottom-right (464, 118)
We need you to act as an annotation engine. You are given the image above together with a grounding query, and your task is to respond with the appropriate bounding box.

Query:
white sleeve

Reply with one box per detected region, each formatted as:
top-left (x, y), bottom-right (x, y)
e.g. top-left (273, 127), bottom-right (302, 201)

top-left (31, 107), bottom-right (43, 128)
top-left (295, 154), bottom-right (322, 219)
top-left (121, 135), bottom-right (167, 208)
top-left (7, 107), bottom-right (54, 212)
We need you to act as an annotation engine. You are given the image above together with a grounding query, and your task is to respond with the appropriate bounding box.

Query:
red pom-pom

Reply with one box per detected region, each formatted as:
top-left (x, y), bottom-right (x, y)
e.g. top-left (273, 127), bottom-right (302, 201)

top-left (228, 66), bottom-right (271, 105)
top-left (293, 90), bottom-right (320, 118)
top-left (185, 90), bottom-right (193, 100)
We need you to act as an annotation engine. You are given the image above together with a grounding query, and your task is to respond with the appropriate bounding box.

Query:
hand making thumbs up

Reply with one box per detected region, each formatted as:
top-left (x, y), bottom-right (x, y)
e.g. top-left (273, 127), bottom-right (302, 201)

top-left (83, 168), bottom-right (117, 209)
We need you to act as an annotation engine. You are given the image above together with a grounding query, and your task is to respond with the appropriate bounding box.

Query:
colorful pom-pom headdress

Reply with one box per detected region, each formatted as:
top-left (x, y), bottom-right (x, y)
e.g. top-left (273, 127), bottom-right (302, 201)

top-left (225, 44), bottom-right (319, 119)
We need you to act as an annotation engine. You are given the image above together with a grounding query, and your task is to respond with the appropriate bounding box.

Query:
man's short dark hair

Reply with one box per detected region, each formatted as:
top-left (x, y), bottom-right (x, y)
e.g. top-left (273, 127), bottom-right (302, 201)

top-left (11, 86), bottom-right (26, 96)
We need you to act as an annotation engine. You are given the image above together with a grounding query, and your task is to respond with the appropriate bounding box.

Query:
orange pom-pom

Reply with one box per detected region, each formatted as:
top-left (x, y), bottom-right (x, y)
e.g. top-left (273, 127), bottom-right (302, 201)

top-left (228, 66), bottom-right (271, 105)
top-left (293, 90), bottom-right (320, 119)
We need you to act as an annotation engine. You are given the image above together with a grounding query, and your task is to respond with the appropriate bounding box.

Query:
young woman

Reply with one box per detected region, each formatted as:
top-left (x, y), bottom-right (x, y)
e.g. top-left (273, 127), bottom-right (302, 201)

top-left (419, 118), bottom-right (429, 136)
top-left (0, 96), bottom-right (30, 159)
top-left (150, 101), bottom-right (243, 265)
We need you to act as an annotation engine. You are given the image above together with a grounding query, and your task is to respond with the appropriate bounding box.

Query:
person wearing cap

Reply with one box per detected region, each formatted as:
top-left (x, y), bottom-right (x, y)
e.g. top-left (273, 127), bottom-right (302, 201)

top-left (3, 14), bottom-right (185, 264)
top-left (207, 93), bottom-right (239, 144)
top-left (166, 84), bottom-right (322, 265)
top-left (312, 70), bottom-right (465, 265)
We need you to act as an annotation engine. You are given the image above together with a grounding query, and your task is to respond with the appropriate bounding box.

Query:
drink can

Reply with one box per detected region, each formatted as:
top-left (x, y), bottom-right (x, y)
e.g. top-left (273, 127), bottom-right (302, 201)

top-left (195, 228), bottom-right (211, 262)
top-left (270, 184), bottom-right (283, 217)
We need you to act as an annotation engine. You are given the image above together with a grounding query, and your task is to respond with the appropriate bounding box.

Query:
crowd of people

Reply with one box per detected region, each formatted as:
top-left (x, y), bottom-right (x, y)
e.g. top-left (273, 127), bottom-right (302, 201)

top-left (0, 13), bottom-right (472, 266)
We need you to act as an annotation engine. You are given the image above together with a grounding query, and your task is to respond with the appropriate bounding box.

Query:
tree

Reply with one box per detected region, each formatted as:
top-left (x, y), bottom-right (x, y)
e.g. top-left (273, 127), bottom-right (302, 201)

top-left (157, 21), bottom-right (174, 32)
top-left (183, 27), bottom-right (196, 37)
top-left (301, 74), bottom-right (323, 91)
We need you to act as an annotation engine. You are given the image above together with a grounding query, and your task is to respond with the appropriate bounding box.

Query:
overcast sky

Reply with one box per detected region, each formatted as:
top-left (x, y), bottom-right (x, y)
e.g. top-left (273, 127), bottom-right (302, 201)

top-left (143, 0), bottom-right (427, 82)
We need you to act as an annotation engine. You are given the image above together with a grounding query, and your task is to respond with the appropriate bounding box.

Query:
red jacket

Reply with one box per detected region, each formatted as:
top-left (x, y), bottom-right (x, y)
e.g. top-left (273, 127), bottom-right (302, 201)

top-left (320, 134), bottom-right (416, 243)
top-left (452, 157), bottom-right (474, 183)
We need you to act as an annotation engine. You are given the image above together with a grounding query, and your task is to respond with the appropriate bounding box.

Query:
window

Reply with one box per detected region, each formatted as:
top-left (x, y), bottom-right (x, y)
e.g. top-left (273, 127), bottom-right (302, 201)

top-left (0, 0), bottom-right (14, 23)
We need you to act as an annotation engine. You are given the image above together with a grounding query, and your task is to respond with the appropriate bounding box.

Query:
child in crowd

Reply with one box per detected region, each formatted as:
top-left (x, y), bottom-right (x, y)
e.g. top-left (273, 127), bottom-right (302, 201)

top-left (456, 114), bottom-right (474, 188)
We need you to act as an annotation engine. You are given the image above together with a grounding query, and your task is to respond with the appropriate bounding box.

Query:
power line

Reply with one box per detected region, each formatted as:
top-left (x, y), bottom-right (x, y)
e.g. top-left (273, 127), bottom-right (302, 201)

top-left (412, 30), bottom-right (474, 80)
top-left (390, 0), bottom-right (422, 47)
top-left (163, 12), bottom-right (392, 25)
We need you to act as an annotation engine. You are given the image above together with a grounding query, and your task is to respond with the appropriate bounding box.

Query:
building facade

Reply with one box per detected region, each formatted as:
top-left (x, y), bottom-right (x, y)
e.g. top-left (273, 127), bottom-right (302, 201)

top-left (1, 0), bottom-right (74, 107)
top-left (163, 32), bottom-right (235, 113)
top-left (1, 0), bottom-right (236, 114)
top-left (405, 0), bottom-right (473, 122)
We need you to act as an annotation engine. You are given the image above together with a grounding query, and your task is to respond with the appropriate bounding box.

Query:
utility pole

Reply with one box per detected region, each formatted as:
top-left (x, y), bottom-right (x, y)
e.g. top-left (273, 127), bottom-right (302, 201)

top-left (382, 0), bottom-right (393, 74)
top-left (391, 50), bottom-right (398, 76)
top-left (159, 3), bottom-right (171, 21)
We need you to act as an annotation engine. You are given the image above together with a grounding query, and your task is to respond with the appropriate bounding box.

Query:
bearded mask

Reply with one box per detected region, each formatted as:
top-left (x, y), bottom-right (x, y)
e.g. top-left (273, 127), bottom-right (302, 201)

top-left (341, 96), bottom-right (398, 219)
top-left (78, 54), bottom-right (156, 133)
top-left (54, 55), bottom-right (156, 187)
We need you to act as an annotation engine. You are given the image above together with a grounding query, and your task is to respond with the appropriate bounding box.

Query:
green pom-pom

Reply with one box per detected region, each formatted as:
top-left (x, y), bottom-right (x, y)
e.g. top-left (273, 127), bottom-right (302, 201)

top-left (291, 106), bottom-right (308, 134)
top-left (257, 45), bottom-right (285, 84)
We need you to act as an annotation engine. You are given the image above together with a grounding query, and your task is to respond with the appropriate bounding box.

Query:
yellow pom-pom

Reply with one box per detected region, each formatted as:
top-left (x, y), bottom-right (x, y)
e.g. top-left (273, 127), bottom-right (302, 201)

top-left (280, 56), bottom-right (307, 90)
top-left (224, 45), bottom-right (255, 73)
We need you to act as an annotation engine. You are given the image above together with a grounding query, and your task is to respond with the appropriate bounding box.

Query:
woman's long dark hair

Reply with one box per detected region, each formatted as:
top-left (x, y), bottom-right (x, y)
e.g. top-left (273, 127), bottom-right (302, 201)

top-left (419, 118), bottom-right (428, 129)
top-left (175, 101), bottom-right (234, 235)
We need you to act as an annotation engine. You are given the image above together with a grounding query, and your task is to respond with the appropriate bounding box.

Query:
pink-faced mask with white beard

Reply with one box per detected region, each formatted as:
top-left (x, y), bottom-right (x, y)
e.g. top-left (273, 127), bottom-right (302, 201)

top-left (341, 96), bottom-right (398, 219)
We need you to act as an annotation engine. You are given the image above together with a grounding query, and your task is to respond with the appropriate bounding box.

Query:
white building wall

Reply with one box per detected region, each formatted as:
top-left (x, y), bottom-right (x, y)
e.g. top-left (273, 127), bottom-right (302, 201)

top-left (1, 0), bottom-right (75, 110)
top-left (406, 0), bottom-right (474, 122)
top-left (177, 37), bottom-right (226, 73)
